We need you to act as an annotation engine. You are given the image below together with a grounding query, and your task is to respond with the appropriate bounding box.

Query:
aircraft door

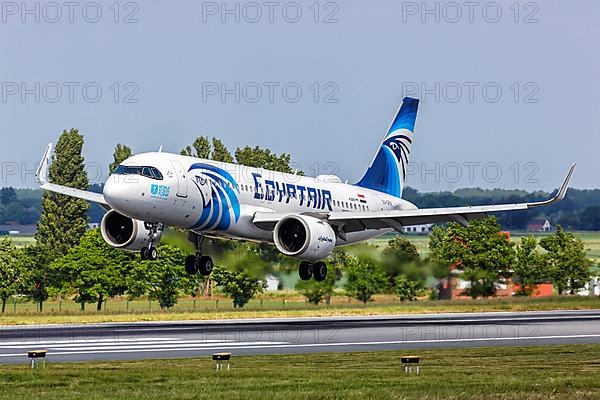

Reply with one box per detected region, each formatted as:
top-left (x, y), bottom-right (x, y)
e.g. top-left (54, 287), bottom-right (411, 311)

top-left (170, 160), bottom-right (188, 198)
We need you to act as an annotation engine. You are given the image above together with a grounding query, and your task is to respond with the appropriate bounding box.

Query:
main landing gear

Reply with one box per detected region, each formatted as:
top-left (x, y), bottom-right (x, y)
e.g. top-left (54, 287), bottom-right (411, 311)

top-left (298, 261), bottom-right (327, 282)
top-left (185, 232), bottom-right (214, 276)
top-left (140, 223), bottom-right (163, 261)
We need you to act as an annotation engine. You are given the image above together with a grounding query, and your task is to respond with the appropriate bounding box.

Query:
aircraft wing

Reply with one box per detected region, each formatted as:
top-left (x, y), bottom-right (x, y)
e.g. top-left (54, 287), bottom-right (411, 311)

top-left (253, 163), bottom-right (575, 234)
top-left (36, 143), bottom-right (109, 207)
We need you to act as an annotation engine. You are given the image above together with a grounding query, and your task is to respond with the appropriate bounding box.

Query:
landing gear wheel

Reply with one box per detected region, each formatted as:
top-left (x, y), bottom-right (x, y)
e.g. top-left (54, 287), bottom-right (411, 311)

top-left (185, 255), bottom-right (198, 275)
top-left (313, 261), bottom-right (327, 282)
top-left (299, 261), bottom-right (313, 281)
top-left (140, 247), bottom-right (149, 260)
top-left (197, 256), bottom-right (213, 276)
top-left (148, 247), bottom-right (158, 260)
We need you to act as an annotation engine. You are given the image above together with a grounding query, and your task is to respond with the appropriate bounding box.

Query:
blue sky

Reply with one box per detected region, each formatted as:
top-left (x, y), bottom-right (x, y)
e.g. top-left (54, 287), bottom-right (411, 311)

top-left (0, 0), bottom-right (597, 192)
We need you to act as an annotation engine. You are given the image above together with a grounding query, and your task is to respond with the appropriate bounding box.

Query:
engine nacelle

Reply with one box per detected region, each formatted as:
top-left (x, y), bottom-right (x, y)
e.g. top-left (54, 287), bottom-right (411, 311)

top-left (273, 215), bottom-right (336, 261)
top-left (100, 209), bottom-right (161, 251)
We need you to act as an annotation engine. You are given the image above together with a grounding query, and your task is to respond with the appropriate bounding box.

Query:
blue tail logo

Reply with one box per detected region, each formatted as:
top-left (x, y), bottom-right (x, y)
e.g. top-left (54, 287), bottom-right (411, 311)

top-left (188, 163), bottom-right (240, 231)
top-left (356, 97), bottom-right (419, 198)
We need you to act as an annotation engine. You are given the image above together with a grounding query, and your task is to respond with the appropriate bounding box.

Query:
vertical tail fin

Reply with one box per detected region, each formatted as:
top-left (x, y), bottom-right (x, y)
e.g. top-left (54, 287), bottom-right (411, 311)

top-left (355, 97), bottom-right (419, 198)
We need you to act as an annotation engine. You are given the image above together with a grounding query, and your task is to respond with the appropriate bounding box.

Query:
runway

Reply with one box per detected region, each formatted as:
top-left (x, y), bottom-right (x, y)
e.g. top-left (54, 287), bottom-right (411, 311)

top-left (1, 310), bottom-right (600, 364)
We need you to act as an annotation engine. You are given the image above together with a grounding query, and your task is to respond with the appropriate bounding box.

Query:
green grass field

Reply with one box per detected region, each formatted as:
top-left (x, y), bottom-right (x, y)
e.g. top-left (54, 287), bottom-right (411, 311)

top-left (1, 345), bottom-right (599, 399)
top-left (3, 296), bottom-right (600, 325)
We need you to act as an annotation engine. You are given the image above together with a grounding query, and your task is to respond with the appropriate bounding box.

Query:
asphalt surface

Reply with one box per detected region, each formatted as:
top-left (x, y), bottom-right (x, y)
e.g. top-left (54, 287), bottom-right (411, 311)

top-left (1, 310), bottom-right (600, 364)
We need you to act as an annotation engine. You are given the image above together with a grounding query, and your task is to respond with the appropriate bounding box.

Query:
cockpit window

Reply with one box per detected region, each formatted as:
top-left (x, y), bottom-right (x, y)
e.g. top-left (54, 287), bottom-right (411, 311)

top-left (114, 165), bottom-right (163, 180)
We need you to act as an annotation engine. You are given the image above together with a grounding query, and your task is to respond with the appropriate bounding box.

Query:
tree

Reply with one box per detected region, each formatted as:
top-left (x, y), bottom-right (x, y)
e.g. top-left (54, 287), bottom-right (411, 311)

top-left (24, 245), bottom-right (51, 311)
top-left (109, 144), bottom-right (132, 174)
top-left (539, 226), bottom-right (592, 295)
top-left (429, 217), bottom-right (515, 298)
top-left (51, 229), bottom-right (131, 311)
top-left (36, 128), bottom-right (90, 259)
top-left (296, 279), bottom-right (327, 305)
top-left (394, 275), bottom-right (419, 302)
top-left (0, 187), bottom-right (17, 206)
top-left (127, 244), bottom-right (188, 309)
top-left (581, 206), bottom-right (600, 231)
top-left (344, 257), bottom-right (387, 303)
top-left (513, 236), bottom-right (545, 296)
top-left (381, 237), bottom-right (422, 288)
top-left (181, 136), bottom-right (234, 164)
top-left (211, 138), bottom-right (234, 163)
top-left (0, 237), bottom-right (30, 312)
top-left (212, 267), bottom-right (266, 308)
top-left (181, 136), bottom-right (211, 159)
top-left (234, 145), bottom-right (295, 173)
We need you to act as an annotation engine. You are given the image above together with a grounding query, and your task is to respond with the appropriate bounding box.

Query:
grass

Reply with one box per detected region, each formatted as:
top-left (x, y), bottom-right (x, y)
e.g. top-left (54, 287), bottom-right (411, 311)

top-left (1, 344), bottom-right (599, 399)
top-left (9, 235), bottom-right (36, 247)
top-left (3, 295), bottom-right (600, 325)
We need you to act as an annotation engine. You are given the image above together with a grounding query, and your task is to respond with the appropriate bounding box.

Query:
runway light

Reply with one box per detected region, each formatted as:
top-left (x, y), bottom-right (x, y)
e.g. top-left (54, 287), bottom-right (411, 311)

top-left (401, 355), bottom-right (421, 375)
top-left (212, 352), bottom-right (231, 371)
top-left (27, 350), bottom-right (48, 369)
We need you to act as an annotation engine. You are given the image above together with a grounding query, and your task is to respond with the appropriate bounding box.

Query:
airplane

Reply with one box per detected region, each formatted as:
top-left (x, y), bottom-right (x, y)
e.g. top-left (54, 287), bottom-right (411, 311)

top-left (35, 97), bottom-right (576, 282)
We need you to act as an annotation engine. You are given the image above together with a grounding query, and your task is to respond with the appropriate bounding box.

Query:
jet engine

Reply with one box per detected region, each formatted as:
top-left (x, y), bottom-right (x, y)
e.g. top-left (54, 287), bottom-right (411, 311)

top-left (273, 215), bottom-right (336, 261)
top-left (100, 209), bottom-right (162, 251)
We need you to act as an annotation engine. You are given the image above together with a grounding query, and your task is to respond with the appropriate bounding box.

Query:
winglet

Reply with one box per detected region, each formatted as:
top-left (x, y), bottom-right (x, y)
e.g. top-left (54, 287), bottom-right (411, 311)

top-left (556, 163), bottom-right (576, 201)
top-left (529, 163), bottom-right (576, 208)
top-left (35, 143), bottom-right (53, 185)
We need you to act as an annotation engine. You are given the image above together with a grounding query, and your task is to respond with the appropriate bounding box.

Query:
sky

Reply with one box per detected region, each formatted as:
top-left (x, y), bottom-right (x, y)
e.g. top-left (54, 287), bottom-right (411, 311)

top-left (0, 0), bottom-right (597, 193)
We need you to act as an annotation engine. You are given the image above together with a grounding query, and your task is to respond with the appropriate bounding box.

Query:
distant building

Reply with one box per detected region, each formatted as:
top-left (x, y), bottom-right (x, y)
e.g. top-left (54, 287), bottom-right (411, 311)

top-left (403, 224), bottom-right (433, 235)
top-left (576, 277), bottom-right (600, 296)
top-left (527, 219), bottom-right (552, 232)
top-left (264, 274), bottom-right (280, 292)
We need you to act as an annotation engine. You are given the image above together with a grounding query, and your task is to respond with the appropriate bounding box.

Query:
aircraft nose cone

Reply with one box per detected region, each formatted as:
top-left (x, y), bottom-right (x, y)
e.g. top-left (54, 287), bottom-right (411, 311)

top-left (103, 177), bottom-right (124, 210)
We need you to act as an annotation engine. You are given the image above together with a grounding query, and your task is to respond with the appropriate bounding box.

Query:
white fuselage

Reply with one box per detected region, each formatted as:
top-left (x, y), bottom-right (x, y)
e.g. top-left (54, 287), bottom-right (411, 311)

top-left (102, 152), bottom-right (418, 246)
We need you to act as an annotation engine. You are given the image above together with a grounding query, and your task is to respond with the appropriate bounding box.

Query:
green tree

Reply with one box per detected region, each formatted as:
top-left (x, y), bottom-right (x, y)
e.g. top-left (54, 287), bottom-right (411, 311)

top-left (394, 275), bottom-right (419, 302)
top-left (181, 136), bottom-right (234, 165)
top-left (296, 279), bottom-right (327, 305)
top-left (36, 128), bottom-right (90, 259)
top-left (109, 144), bottom-right (132, 174)
top-left (127, 244), bottom-right (188, 309)
top-left (0, 187), bottom-right (17, 206)
top-left (181, 136), bottom-right (211, 159)
top-left (581, 206), bottom-right (600, 231)
top-left (344, 257), bottom-right (387, 303)
top-left (0, 237), bottom-right (31, 312)
top-left (211, 138), bottom-right (234, 163)
top-left (429, 217), bottom-right (515, 298)
top-left (539, 226), bottom-right (592, 295)
top-left (513, 236), bottom-right (545, 296)
top-left (381, 236), bottom-right (422, 288)
top-left (51, 229), bottom-right (131, 311)
top-left (212, 267), bottom-right (266, 308)
top-left (23, 245), bottom-right (51, 311)
top-left (234, 145), bottom-right (296, 173)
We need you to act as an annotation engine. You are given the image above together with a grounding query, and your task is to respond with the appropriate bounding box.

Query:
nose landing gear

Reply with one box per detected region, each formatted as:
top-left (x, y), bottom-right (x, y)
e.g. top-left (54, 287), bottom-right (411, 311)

top-left (185, 232), bottom-right (214, 276)
top-left (140, 222), bottom-right (163, 260)
top-left (298, 261), bottom-right (327, 281)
